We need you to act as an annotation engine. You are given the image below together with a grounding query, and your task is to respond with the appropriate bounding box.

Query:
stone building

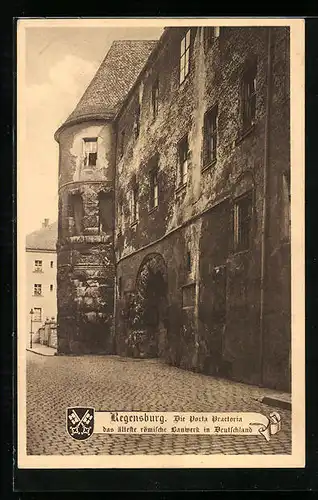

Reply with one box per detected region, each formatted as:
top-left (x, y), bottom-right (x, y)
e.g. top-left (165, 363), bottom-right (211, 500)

top-left (55, 27), bottom-right (291, 391)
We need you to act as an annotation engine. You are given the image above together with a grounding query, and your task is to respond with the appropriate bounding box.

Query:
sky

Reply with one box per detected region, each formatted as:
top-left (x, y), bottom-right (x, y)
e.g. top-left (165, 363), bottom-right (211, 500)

top-left (22, 25), bottom-right (164, 235)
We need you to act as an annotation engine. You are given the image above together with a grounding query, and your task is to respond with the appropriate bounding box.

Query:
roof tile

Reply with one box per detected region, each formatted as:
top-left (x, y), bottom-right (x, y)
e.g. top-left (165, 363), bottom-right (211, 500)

top-left (26, 221), bottom-right (58, 251)
top-left (63, 40), bottom-right (158, 127)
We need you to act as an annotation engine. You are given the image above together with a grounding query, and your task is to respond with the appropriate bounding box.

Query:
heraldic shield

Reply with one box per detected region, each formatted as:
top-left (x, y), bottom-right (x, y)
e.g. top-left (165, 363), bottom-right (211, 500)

top-left (66, 407), bottom-right (95, 440)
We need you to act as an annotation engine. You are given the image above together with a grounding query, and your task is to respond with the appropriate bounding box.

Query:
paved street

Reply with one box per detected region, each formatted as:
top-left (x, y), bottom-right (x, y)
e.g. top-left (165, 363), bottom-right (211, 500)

top-left (26, 351), bottom-right (291, 455)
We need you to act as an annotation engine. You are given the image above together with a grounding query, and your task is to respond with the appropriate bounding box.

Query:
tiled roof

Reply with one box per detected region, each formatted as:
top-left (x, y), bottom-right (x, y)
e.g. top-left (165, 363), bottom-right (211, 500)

top-left (60, 40), bottom-right (158, 129)
top-left (26, 221), bottom-right (58, 251)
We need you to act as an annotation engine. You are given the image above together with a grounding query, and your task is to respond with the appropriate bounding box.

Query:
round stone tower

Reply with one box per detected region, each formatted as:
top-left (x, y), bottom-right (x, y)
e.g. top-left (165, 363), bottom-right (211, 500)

top-left (55, 118), bottom-right (116, 355)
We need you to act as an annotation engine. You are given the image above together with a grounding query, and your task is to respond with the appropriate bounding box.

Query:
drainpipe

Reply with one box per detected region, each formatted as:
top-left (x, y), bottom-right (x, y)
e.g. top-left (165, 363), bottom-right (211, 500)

top-left (259, 27), bottom-right (273, 386)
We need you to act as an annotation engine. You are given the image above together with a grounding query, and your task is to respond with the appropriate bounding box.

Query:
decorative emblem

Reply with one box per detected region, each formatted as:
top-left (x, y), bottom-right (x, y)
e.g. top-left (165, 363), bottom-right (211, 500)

top-left (66, 407), bottom-right (94, 440)
top-left (249, 411), bottom-right (282, 441)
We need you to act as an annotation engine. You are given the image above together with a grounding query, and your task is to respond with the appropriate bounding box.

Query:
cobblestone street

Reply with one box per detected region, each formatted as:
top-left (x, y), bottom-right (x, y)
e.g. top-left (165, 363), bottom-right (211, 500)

top-left (26, 351), bottom-right (291, 455)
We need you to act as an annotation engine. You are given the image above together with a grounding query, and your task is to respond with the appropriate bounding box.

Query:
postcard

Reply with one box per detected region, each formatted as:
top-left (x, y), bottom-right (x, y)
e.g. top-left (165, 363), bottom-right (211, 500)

top-left (17, 17), bottom-right (305, 469)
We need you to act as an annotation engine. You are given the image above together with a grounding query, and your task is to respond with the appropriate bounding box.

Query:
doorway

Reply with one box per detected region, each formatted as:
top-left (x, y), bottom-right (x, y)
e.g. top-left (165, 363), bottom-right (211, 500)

top-left (135, 253), bottom-right (168, 357)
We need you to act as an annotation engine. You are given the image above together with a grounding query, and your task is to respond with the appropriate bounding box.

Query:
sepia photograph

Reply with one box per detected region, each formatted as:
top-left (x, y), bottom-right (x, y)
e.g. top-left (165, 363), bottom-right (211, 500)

top-left (17, 17), bottom-right (305, 469)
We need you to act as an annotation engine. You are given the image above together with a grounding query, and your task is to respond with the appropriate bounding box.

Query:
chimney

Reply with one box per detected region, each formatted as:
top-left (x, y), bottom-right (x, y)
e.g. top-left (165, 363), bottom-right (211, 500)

top-left (42, 218), bottom-right (49, 228)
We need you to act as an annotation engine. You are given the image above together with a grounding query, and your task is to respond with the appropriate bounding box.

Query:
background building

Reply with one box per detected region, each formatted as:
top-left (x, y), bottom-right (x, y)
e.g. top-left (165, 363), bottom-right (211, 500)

top-left (26, 219), bottom-right (58, 341)
top-left (55, 27), bottom-right (290, 391)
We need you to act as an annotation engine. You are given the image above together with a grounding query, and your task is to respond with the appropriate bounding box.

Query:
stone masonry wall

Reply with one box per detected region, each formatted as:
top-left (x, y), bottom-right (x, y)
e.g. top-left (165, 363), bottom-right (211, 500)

top-left (55, 27), bottom-right (291, 389)
top-left (115, 27), bottom-right (270, 258)
top-left (116, 221), bottom-right (201, 371)
top-left (114, 26), bottom-right (290, 390)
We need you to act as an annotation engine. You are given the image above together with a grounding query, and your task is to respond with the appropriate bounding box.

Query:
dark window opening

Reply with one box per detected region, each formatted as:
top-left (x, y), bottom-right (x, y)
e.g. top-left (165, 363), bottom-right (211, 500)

top-left (34, 260), bottom-right (42, 272)
top-left (50, 284), bottom-right (53, 292)
top-left (186, 251), bottom-right (191, 272)
top-left (180, 29), bottom-right (191, 84)
top-left (83, 138), bottom-right (98, 167)
top-left (50, 261), bottom-right (53, 268)
top-left (66, 198), bottom-right (73, 217)
top-left (234, 192), bottom-right (253, 252)
top-left (134, 104), bottom-right (141, 139)
top-left (98, 192), bottom-right (112, 234)
top-left (179, 135), bottom-right (189, 185)
top-left (34, 284), bottom-right (42, 296)
top-left (149, 168), bottom-right (159, 209)
top-left (69, 193), bottom-right (84, 235)
top-left (152, 78), bottom-right (159, 119)
top-left (241, 64), bottom-right (257, 131)
top-left (204, 105), bottom-right (218, 166)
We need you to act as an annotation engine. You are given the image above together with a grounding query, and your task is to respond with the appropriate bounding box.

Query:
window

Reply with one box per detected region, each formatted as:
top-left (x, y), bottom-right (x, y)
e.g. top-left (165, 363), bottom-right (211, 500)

top-left (34, 260), bottom-right (42, 272)
top-left (33, 307), bottom-right (42, 322)
top-left (152, 78), bottom-right (159, 119)
top-left (134, 104), bottom-right (141, 139)
top-left (83, 138), bottom-right (98, 167)
top-left (130, 186), bottom-right (139, 223)
top-left (205, 26), bottom-right (220, 46)
top-left (179, 135), bottom-right (189, 186)
top-left (119, 130), bottom-right (125, 158)
top-left (66, 198), bottom-right (73, 217)
top-left (234, 192), bottom-right (253, 252)
top-left (203, 105), bottom-right (218, 166)
top-left (281, 171), bottom-right (291, 241)
top-left (149, 169), bottom-right (159, 209)
top-left (241, 64), bottom-right (257, 130)
top-left (69, 193), bottom-right (84, 235)
top-left (50, 261), bottom-right (53, 268)
top-left (182, 283), bottom-right (196, 308)
top-left (186, 251), bottom-right (191, 273)
top-left (34, 284), bottom-right (42, 296)
top-left (50, 284), bottom-right (53, 292)
top-left (180, 29), bottom-right (191, 84)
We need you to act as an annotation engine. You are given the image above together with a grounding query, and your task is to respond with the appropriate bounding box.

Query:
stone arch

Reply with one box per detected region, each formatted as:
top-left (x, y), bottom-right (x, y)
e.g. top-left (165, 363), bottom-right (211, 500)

top-left (134, 252), bottom-right (169, 357)
top-left (67, 190), bottom-right (84, 235)
top-left (136, 253), bottom-right (168, 297)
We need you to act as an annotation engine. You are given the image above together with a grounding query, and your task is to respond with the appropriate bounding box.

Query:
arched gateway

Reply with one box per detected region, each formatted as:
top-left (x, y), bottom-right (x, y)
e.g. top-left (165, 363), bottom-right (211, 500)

top-left (131, 253), bottom-right (169, 358)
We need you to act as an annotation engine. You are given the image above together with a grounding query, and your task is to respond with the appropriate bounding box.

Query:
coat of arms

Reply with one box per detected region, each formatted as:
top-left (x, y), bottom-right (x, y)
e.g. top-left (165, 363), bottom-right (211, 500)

top-left (66, 407), bottom-right (94, 440)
